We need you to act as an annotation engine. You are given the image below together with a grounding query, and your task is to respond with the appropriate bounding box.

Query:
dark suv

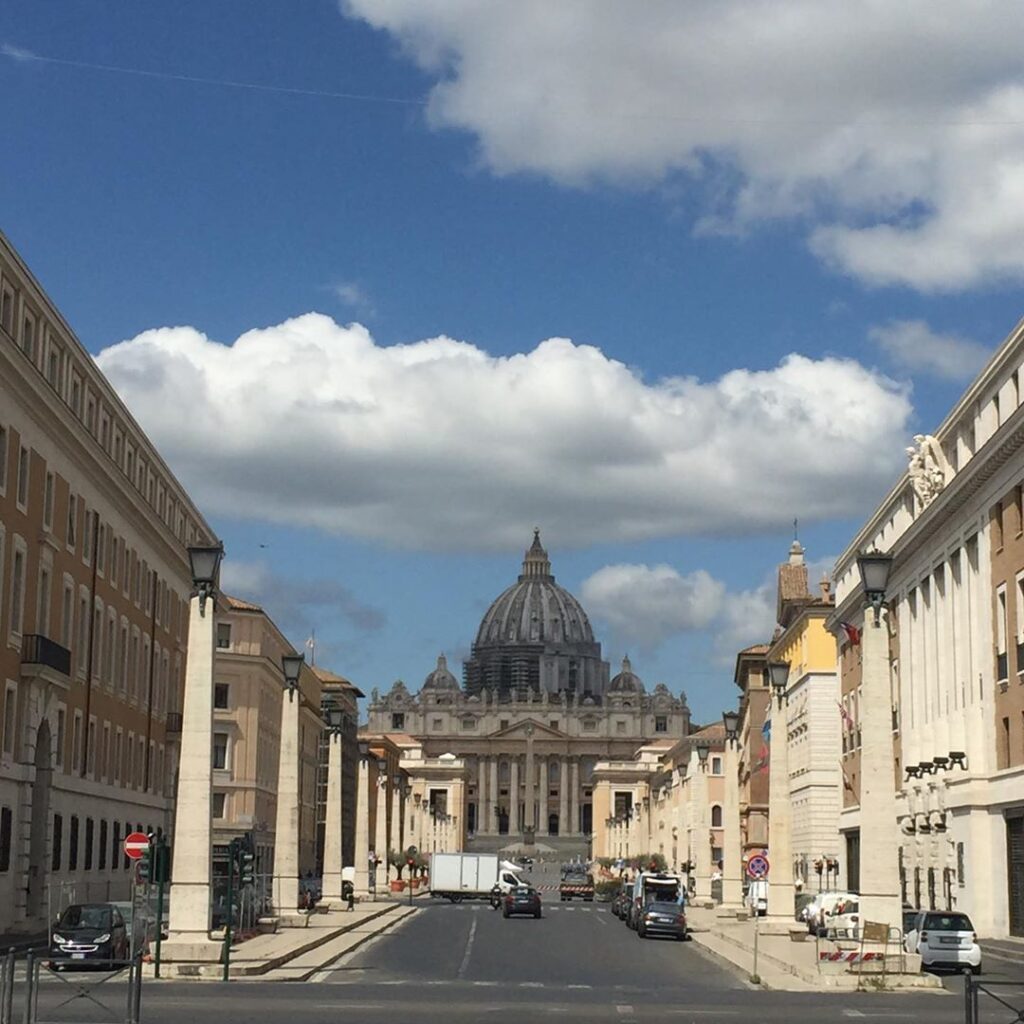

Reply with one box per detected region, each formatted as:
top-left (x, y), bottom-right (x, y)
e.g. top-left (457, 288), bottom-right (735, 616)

top-left (503, 886), bottom-right (542, 919)
top-left (50, 903), bottom-right (129, 966)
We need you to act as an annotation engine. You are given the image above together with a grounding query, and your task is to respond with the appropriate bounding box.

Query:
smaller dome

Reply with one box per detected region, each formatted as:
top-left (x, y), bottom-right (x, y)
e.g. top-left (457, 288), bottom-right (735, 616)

top-left (423, 654), bottom-right (460, 692)
top-left (609, 655), bottom-right (645, 694)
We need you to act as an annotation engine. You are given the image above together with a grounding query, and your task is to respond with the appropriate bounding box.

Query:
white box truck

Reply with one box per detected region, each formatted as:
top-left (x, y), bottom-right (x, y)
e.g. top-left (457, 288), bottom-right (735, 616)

top-left (429, 853), bottom-right (524, 902)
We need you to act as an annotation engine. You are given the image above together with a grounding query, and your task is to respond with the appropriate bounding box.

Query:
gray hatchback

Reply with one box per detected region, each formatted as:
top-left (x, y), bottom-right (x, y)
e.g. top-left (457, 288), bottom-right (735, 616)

top-left (636, 900), bottom-right (687, 940)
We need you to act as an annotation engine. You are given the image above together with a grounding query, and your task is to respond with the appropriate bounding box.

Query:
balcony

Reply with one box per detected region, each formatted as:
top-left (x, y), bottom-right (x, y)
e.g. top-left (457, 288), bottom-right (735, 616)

top-left (166, 712), bottom-right (183, 734)
top-left (20, 634), bottom-right (71, 689)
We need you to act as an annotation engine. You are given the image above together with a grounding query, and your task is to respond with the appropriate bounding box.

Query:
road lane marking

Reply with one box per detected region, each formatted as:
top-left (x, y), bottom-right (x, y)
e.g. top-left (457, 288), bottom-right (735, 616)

top-left (457, 915), bottom-right (478, 979)
top-left (616, 1006), bottom-right (635, 1015)
top-left (597, 913), bottom-right (608, 925)
top-left (567, 984), bottom-right (592, 989)
top-left (473, 981), bottom-right (499, 987)
top-left (520, 981), bottom-right (544, 987)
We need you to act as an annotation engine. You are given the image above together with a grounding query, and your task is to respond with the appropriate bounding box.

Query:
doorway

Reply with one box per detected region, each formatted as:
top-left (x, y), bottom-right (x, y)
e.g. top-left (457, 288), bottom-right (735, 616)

top-left (1007, 812), bottom-right (1024, 936)
top-left (26, 720), bottom-right (53, 920)
top-left (548, 813), bottom-right (559, 836)
top-left (844, 830), bottom-right (860, 895)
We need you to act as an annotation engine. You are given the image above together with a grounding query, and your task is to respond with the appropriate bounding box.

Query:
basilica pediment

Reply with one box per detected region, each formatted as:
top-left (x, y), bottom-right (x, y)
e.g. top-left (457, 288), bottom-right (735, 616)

top-left (488, 718), bottom-right (565, 740)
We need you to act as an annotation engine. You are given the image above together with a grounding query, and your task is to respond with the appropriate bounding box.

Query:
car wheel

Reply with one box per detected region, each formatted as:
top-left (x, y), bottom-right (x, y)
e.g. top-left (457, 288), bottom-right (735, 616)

top-left (502, 910), bottom-right (509, 918)
top-left (675, 933), bottom-right (685, 942)
top-left (972, 965), bottom-right (982, 976)
top-left (637, 925), bottom-right (647, 938)
top-left (535, 911), bottom-right (542, 919)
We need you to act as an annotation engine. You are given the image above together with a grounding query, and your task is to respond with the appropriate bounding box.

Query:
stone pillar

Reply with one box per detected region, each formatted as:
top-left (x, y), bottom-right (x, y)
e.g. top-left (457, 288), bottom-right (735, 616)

top-left (509, 758), bottom-right (520, 834)
top-left (558, 758), bottom-right (569, 837)
top-left (477, 757), bottom-right (486, 836)
top-left (721, 736), bottom-right (743, 911)
top-left (164, 592), bottom-right (219, 959)
top-left (767, 685), bottom-right (796, 920)
top-left (374, 777), bottom-right (389, 886)
top-left (858, 607), bottom-right (902, 931)
top-left (570, 759), bottom-right (580, 835)
top-left (354, 758), bottom-right (371, 896)
top-left (321, 731), bottom-right (344, 905)
top-left (693, 751), bottom-right (713, 903)
top-left (524, 730), bottom-right (535, 835)
top-left (489, 757), bottom-right (499, 834)
top-left (537, 755), bottom-right (548, 836)
top-left (272, 690), bottom-right (301, 915)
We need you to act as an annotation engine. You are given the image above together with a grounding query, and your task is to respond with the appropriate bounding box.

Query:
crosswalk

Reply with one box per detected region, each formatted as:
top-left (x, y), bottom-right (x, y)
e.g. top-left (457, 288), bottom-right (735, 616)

top-left (444, 903), bottom-right (601, 912)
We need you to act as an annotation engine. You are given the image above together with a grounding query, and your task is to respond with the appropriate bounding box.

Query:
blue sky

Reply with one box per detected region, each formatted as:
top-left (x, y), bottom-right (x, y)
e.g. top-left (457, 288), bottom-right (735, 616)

top-left (4, 1), bottom-right (1023, 722)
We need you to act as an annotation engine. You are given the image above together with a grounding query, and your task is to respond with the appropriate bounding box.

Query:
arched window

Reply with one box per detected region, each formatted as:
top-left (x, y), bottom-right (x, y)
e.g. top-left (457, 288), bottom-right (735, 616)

top-left (711, 804), bottom-right (723, 828)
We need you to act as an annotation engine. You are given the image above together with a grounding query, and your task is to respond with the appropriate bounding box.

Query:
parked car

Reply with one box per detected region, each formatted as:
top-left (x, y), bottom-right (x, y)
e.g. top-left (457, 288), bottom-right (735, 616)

top-left (795, 892), bottom-right (816, 923)
top-left (904, 911), bottom-right (982, 974)
top-left (50, 903), bottom-right (129, 966)
top-left (636, 900), bottom-right (687, 941)
top-left (610, 884), bottom-right (629, 919)
top-left (805, 891), bottom-right (856, 935)
top-left (824, 899), bottom-right (860, 940)
top-left (503, 885), bottom-right (542, 919)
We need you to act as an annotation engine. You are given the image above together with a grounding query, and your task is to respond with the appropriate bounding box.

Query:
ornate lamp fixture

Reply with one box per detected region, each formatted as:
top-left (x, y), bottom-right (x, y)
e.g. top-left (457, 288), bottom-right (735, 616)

top-left (187, 543), bottom-right (224, 616)
top-left (281, 653), bottom-right (305, 703)
top-left (856, 550), bottom-right (893, 625)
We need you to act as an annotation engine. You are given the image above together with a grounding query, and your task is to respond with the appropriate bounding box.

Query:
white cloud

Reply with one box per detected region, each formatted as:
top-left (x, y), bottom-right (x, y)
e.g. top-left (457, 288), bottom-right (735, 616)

top-left (713, 583), bottom-right (778, 664)
top-left (332, 280), bottom-right (376, 318)
top-left (96, 313), bottom-right (911, 550)
top-left (580, 564), bottom-right (725, 650)
top-left (342, 0), bottom-right (1024, 290)
top-left (868, 319), bottom-right (990, 382)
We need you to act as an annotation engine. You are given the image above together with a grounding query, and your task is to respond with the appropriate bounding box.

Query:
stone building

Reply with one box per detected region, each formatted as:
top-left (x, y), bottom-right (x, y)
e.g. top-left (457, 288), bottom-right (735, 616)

top-left (366, 531), bottom-right (692, 852)
top-left (831, 314), bottom-right (1024, 937)
top-left (734, 644), bottom-right (770, 858)
top-left (0, 230), bottom-right (212, 933)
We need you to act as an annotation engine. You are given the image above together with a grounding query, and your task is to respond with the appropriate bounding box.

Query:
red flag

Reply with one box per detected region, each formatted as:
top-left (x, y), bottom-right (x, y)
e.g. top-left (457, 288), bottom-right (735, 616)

top-left (840, 622), bottom-right (861, 646)
top-left (837, 701), bottom-right (854, 729)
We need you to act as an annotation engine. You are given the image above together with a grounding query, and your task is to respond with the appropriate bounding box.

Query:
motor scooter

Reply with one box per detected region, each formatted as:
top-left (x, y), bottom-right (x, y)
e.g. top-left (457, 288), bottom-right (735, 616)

top-left (489, 885), bottom-right (503, 910)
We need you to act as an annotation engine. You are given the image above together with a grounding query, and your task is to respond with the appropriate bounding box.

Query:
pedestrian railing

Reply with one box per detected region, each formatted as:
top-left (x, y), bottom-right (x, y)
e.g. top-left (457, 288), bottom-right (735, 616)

top-left (0, 947), bottom-right (143, 1024)
top-left (964, 975), bottom-right (1024, 1024)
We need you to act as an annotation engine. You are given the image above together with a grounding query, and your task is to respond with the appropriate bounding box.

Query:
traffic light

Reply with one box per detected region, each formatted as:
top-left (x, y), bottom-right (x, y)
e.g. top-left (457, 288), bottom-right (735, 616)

top-left (239, 848), bottom-right (255, 887)
top-left (138, 839), bottom-right (153, 882)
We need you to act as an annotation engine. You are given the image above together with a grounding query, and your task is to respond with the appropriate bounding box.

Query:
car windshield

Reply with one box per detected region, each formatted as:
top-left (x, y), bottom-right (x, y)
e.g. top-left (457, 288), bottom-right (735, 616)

top-left (59, 905), bottom-right (111, 930)
top-left (924, 913), bottom-right (973, 932)
top-left (513, 887), bottom-right (534, 896)
top-left (564, 873), bottom-right (590, 883)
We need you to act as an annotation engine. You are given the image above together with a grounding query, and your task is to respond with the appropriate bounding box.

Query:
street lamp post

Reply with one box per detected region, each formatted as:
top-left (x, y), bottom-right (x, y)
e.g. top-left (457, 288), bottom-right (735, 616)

top-left (273, 652), bottom-right (304, 916)
top-left (321, 706), bottom-right (347, 907)
top-left (164, 543), bottom-right (224, 961)
top-left (856, 551), bottom-right (902, 934)
top-left (766, 660), bottom-right (796, 921)
top-left (693, 742), bottom-right (713, 905)
top-left (721, 710), bottom-right (743, 912)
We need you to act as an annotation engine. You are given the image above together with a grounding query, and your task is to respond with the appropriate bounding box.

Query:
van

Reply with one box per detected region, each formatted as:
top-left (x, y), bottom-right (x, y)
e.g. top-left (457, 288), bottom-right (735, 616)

top-left (628, 872), bottom-right (683, 929)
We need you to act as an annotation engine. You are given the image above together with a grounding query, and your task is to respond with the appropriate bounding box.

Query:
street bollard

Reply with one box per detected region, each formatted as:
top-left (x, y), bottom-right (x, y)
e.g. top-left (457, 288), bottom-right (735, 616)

top-left (1, 948), bottom-right (14, 1024)
top-left (21, 953), bottom-right (34, 1024)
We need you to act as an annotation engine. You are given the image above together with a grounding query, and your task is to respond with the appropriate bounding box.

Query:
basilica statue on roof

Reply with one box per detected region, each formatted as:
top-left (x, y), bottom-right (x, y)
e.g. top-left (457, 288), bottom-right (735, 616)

top-left (366, 530), bottom-right (691, 847)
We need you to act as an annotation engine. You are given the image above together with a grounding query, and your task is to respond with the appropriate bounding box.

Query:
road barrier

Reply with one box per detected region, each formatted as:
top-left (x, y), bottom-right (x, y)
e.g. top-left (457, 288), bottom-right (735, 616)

top-left (964, 974), bottom-right (1024, 1024)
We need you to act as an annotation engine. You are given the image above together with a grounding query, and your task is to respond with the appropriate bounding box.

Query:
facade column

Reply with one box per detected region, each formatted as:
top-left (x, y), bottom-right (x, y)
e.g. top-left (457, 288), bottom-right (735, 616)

top-left (374, 777), bottom-right (389, 886)
top-left (767, 681), bottom-right (796, 920)
top-left (859, 605), bottom-right (902, 931)
top-left (354, 758), bottom-right (371, 896)
top-left (477, 756), bottom-right (486, 836)
top-left (524, 729), bottom-right (535, 835)
top-left (570, 759), bottom-right (580, 835)
top-left (321, 731), bottom-right (344, 905)
top-left (537, 755), bottom-right (548, 835)
top-left (721, 733), bottom-right (743, 911)
top-left (509, 758), bottom-right (520, 834)
top-left (164, 591), bottom-right (219, 958)
top-left (489, 757), bottom-right (499, 834)
top-left (558, 757), bottom-right (569, 836)
top-left (272, 691), bottom-right (301, 914)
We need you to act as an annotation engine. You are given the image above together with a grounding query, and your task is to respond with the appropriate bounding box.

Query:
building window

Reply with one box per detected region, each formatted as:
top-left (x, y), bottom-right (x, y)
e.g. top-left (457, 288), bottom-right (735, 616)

top-left (655, 715), bottom-right (667, 733)
top-left (0, 807), bottom-right (10, 871)
top-left (461, 717), bottom-right (476, 731)
top-left (86, 719), bottom-right (96, 776)
top-left (711, 804), bottom-right (723, 827)
top-left (72, 713), bottom-right (82, 774)
top-left (16, 446), bottom-right (29, 509)
top-left (616, 720), bottom-right (626, 734)
top-left (42, 471), bottom-right (54, 531)
top-left (993, 502), bottom-right (1005, 550)
top-left (432, 717), bottom-right (443, 731)
top-left (999, 716), bottom-right (1011, 769)
top-left (9, 546), bottom-right (25, 637)
top-left (55, 707), bottom-right (65, 770)
top-left (112, 822), bottom-right (120, 871)
top-left (212, 733), bottom-right (229, 770)
top-left (21, 315), bottom-right (35, 360)
top-left (711, 756), bottom-right (722, 775)
top-left (2, 685), bottom-right (16, 757)
top-left (216, 623), bottom-right (231, 649)
top-left (36, 565), bottom-right (51, 637)
top-left (213, 683), bottom-right (229, 709)
top-left (0, 288), bottom-right (11, 334)
top-left (98, 820), bottom-right (107, 870)
top-left (51, 814), bottom-right (63, 871)
top-left (84, 818), bottom-right (94, 870)
top-left (66, 494), bottom-right (77, 548)
top-left (212, 792), bottom-right (227, 819)
top-left (997, 585), bottom-right (1009, 683)
top-left (499, 719), bottom-right (510, 731)
top-left (69, 816), bottom-right (79, 871)
top-left (391, 712), bottom-right (405, 730)
top-left (583, 720), bottom-right (596, 733)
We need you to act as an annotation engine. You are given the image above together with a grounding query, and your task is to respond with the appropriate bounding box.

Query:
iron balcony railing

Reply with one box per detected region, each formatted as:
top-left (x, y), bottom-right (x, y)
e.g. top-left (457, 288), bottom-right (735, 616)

top-left (20, 633), bottom-right (71, 677)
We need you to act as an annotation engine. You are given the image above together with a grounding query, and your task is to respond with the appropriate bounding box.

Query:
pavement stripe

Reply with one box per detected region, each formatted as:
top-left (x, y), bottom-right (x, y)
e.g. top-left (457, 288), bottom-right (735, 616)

top-left (457, 916), bottom-right (477, 979)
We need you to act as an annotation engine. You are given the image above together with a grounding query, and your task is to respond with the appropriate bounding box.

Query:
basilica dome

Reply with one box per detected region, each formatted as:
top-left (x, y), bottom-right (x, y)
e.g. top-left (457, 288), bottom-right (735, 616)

top-left (474, 530), bottom-right (595, 647)
top-left (609, 655), bottom-right (645, 694)
top-left (422, 653), bottom-right (459, 691)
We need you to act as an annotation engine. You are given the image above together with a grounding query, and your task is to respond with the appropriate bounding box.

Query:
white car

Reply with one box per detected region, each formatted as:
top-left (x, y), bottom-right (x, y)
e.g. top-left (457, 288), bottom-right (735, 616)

top-left (904, 911), bottom-right (982, 974)
top-left (805, 891), bottom-right (856, 935)
top-left (824, 900), bottom-right (860, 940)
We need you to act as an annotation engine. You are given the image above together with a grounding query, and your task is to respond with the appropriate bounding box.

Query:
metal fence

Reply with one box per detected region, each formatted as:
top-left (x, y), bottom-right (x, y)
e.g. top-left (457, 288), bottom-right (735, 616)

top-left (964, 975), bottom-right (1024, 1024)
top-left (0, 947), bottom-right (143, 1024)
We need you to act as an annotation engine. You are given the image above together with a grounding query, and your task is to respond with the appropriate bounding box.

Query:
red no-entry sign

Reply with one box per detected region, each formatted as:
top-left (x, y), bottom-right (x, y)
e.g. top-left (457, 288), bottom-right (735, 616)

top-left (123, 831), bottom-right (150, 860)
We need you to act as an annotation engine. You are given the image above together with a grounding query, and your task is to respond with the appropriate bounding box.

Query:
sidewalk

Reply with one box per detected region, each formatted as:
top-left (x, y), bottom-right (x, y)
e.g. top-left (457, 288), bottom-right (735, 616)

top-left (152, 901), bottom-right (414, 980)
top-left (686, 906), bottom-right (945, 993)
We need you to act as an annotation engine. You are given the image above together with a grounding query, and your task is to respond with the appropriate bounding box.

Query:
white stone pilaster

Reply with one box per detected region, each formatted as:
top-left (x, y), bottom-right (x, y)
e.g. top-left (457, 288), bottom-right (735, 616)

top-left (537, 755), bottom-right (548, 835)
top-left (570, 759), bottom-right (580, 835)
top-left (767, 688), bottom-right (796, 919)
top-left (721, 738), bottom-right (743, 909)
top-left (321, 732), bottom-right (344, 904)
top-left (558, 757), bottom-right (569, 836)
top-left (354, 758), bottom-right (371, 896)
top-left (489, 757), bottom-right (498, 833)
top-left (509, 758), bottom-right (520, 833)
top-left (272, 690), bottom-right (301, 914)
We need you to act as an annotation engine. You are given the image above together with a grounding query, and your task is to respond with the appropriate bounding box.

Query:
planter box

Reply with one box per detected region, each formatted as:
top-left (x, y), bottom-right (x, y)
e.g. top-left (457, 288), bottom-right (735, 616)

top-left (390, 880), bottom-right (407, 893)
top-left (789, 927), bottom-right (809, 942)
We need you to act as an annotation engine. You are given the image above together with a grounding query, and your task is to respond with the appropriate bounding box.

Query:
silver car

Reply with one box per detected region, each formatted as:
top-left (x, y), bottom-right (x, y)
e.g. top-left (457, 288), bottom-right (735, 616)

top-left (904, 911), bottom-right (981, 974)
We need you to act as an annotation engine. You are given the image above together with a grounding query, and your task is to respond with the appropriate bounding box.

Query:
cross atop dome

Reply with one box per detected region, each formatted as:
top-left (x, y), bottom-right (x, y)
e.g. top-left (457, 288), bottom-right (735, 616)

top-left (520, 527), bottom-right (553, 581)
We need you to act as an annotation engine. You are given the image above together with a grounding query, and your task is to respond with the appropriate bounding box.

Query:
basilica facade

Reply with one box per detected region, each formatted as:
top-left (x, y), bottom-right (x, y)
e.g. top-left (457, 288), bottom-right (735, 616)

top-left (365, 531), bottom-right (692, 844)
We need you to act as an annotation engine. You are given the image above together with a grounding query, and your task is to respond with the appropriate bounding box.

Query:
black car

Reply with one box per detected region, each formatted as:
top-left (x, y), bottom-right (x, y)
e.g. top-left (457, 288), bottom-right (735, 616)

top-left (50, 903), bottom-right (129, 966)
top-left (503, 886), bottom-right (542, 919)
top-left (636, 900), bottom-right (687, 941)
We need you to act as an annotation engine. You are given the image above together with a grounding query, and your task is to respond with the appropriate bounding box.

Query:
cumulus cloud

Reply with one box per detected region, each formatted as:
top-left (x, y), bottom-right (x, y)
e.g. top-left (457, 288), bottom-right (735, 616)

top-left (96, 313), bottom-right (911, 550)
top-left (869, 319), bottom-right (990, 382)
top-left (342, 0), bottom-right (1024, 290)
top-left (712, 583), bottom-right (778, 664)
top-left (220, 559), bottom-right (387, 639)
top-left (581, 564), bottom-right (725, 650)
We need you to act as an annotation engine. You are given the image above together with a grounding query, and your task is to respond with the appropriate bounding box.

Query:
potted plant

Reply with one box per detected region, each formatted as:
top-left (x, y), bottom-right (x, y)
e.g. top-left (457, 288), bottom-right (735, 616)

top-left (388, 850), bottom-right (406, 892)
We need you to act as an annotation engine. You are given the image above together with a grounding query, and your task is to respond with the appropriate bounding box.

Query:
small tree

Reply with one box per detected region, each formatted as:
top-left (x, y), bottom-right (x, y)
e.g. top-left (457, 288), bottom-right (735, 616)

top-left (388, 849), bottom-right (405, 880)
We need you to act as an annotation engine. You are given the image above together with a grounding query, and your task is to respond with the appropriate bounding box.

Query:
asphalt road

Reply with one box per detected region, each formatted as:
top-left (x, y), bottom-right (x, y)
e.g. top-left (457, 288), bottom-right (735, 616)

top-left (15, 864), bottom-right (1022, 1023)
